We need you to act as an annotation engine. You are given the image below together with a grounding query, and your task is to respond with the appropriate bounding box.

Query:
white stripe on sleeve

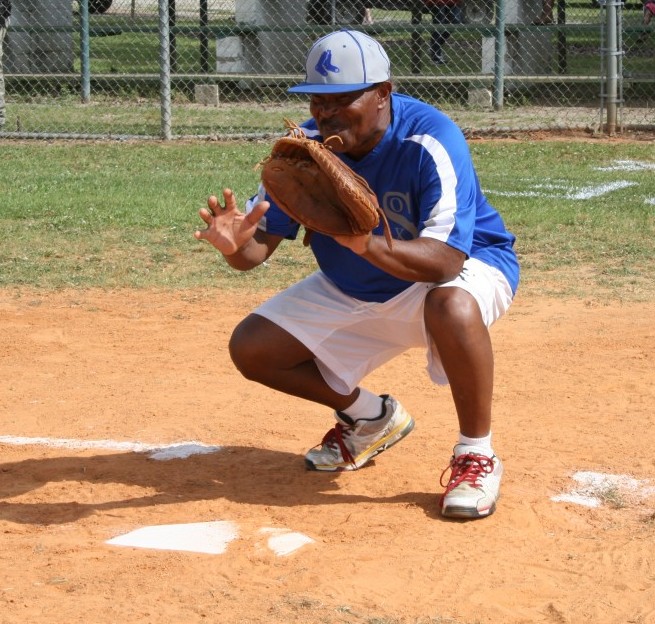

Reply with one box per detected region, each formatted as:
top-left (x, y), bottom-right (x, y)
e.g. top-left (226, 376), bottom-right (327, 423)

top-left (408, 134), bottom-right (458, 242)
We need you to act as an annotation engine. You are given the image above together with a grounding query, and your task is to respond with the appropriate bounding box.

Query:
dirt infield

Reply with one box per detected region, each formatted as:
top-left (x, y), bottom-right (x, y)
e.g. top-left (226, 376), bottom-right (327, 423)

top-left (1, 288), bottom-right (654, 624)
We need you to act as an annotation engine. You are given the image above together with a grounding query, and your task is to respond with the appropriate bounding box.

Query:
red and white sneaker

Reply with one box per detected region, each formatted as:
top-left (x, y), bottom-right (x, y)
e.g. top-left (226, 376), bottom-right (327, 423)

top-left (440, 445), bottom-right (503, 519)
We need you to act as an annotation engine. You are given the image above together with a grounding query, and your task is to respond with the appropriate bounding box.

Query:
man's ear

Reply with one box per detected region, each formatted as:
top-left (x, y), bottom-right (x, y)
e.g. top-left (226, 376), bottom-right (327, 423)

top-left (376, 81), bottom-right (393, 106)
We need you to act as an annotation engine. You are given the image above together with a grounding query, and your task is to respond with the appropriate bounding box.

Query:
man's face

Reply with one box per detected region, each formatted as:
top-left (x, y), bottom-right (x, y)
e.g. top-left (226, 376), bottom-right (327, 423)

top-left (309, 82), bottom-right (392, 160)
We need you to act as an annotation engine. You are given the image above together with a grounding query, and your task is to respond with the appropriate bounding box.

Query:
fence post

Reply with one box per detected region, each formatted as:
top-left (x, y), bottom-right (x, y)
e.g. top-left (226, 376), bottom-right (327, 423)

top-left (159, 0), bottom-right (172, 140)
top-left (79, 0), bottom-right (91, 104)
top-left (493, 0), bottom-right (506, 110)
top-left (557, 0), bottom-right (567, 73)
top-left (602, 0), bottom-right (623, 134)
top-left (199, 0), bottom-right (209, 73)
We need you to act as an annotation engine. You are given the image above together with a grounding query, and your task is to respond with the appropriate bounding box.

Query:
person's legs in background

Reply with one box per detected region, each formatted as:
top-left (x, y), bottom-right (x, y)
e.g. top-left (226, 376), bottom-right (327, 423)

top-left (639, 1), bottom-right (655, 41)
top-left (533, 0), bottom-right (554, 25)
top-left (429, 4), bottom-right (462, 66)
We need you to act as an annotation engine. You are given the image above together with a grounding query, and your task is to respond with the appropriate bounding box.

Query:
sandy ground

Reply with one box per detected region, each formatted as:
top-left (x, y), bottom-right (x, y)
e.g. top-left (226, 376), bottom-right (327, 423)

top-left (1, 288), bottom-right (654, 624)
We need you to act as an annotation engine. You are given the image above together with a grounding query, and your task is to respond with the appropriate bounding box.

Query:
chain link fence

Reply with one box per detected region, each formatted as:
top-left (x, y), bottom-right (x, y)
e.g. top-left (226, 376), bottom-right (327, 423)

top-left (1, 0), bottom-right (653, 139)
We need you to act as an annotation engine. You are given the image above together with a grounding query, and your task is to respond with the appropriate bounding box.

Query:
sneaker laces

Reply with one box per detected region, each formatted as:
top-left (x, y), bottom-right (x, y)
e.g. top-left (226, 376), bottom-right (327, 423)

top-left (440, 453), bottom-right (495, 495)
top-left (320, 423), bottom-right (356, 466)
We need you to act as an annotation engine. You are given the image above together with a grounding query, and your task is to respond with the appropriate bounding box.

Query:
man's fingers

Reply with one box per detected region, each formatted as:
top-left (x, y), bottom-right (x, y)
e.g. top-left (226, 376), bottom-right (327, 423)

top-left (206, 189), bottom-right (238, 216)
top-left (197, 190), bottom-right (262, 248)
top-left (207, 194), bottom-right (220, 215)
top-left (222, 188), bottom-right (238, 212)
top-left (248, 200), bottom-right (270, 224)
top-left (198, 207), bottom-right (214, 224)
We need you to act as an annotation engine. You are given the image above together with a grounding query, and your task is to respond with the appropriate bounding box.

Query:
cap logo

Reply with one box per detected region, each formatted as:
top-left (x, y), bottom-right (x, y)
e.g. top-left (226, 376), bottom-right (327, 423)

top-left (314, 50), bottom-right (340, 77)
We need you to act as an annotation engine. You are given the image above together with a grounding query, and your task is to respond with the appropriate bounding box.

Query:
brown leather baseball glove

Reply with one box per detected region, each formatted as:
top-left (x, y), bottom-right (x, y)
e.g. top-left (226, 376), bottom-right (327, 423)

top-left (260, 120), bottom-right (393, 249)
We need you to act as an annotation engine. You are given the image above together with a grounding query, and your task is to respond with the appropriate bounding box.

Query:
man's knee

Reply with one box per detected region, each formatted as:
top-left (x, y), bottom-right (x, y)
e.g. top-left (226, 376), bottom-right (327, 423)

top-left (424, 287), bottom-right (482, 331)
top-left (228, 314), bottom-right (272, 379)
top-left (228, 313), bottom-right (313, 381)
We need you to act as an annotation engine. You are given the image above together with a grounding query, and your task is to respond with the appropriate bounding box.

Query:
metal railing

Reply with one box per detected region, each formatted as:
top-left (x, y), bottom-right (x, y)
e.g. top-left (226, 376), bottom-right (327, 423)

top-left (1, 0), bottom-right (653, 139)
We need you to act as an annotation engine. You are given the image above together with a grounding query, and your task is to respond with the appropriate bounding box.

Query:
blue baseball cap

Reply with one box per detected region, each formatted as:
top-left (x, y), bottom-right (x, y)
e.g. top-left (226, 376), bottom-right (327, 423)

top-left (288, 30), bottom-right (391, 94)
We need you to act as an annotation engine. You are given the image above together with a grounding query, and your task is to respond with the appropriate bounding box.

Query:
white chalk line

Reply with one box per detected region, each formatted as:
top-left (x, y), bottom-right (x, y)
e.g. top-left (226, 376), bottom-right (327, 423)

top-left (552, 471), bottom-right (655, 508)
top-left (486, 157), bottom-right (655, 200)
top-left (593, 159), bottom-right (655, 172)
top-left (0, 435), bottom-right (221, 460)
top-left (485, 180), bottom-right (637, 200)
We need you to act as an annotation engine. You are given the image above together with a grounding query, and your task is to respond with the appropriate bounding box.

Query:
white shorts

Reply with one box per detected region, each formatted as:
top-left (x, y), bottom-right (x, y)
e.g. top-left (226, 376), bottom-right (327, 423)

top-left (254, 257), bottom-right (514, 395)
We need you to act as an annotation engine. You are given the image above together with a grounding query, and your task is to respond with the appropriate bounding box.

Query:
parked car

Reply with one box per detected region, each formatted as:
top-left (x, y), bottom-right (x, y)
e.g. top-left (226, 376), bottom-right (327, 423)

top-left (89, 0), bottom-right (113, 14)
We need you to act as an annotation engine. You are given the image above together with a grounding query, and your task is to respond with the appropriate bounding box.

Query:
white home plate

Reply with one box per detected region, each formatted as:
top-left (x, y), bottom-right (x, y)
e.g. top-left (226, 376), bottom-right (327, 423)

top-left (107, 523), bottom-right (316, 556)
top-left (106, 521), bottom-right (239, 554)
top-left (259, 528), bottom-right (315, 556)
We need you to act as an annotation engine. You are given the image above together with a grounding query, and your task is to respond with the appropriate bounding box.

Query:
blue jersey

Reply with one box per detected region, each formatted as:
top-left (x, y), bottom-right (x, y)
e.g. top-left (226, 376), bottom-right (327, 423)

top-left (251, 93), bottom-right (519, 303)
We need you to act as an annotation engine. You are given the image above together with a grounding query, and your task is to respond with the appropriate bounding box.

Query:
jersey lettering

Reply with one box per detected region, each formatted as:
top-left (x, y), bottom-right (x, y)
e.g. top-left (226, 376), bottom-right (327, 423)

top-left (381, 191), bottom-right (418, 240)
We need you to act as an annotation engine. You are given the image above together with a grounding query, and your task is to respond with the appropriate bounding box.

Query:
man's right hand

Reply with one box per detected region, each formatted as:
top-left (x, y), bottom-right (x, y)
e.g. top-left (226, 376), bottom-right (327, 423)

top-left (194, 188), bottom-right (269, 257)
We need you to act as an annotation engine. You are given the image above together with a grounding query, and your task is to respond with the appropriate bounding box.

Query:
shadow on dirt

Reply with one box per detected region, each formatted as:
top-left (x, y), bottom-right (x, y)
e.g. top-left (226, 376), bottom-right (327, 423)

top-left (0, 445), bottom-right (443, 524)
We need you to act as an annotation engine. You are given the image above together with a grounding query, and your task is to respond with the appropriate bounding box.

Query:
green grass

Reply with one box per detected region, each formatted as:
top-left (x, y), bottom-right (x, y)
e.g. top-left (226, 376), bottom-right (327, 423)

top-left (2, 97), bottom-right (311, 137)
top-left (476, 141), bottom-right (655, 298)
top-left (0, 140), bottom-right (314, 291)
top-left (1, 139), bottom-right (653, 300)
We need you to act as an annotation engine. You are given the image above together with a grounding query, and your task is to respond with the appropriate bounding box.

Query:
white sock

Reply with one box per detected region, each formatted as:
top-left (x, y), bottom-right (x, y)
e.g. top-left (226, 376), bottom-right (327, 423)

top-left (341, 389), bottom-right (384, 421)
top-left (458, 432), bottom-right (493, 452)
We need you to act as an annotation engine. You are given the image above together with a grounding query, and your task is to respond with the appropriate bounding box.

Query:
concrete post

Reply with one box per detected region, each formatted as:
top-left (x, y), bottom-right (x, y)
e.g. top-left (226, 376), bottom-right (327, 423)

top-left (5, 0), bottom-right (74, 73)
top-left (217, 0), bottom-right (312, 74)
top-left (482, 0), bottom-right (554, 75)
